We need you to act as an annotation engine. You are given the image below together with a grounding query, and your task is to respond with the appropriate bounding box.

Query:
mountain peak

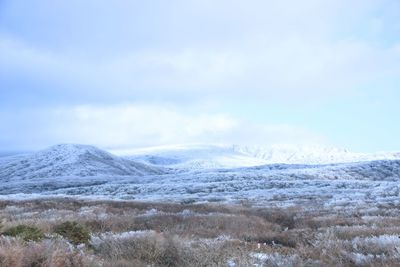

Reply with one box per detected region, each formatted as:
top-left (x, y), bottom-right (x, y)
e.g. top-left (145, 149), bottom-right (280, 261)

top-left (0, 144), bottom-right (164, 180)
top-left (43, 143), bottom-right (107, 155)
top-left (114, 143), bottom-right (400, 168)
top-left (232, 144), bottom-right (399, 164)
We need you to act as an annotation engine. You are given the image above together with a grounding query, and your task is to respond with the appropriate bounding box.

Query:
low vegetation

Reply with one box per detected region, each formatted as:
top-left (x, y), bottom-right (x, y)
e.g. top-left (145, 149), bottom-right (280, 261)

top-left (0, 198), bottom-right (399, 266)
top-left (54, 221), bottom-right (91, 245)
top-left (2, 225), bottom-right (44, 242)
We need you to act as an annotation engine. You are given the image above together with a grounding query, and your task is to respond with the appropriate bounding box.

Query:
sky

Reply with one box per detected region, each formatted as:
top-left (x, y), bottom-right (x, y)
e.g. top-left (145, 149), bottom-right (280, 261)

top-left (0, 0), bottom-right (400, 152)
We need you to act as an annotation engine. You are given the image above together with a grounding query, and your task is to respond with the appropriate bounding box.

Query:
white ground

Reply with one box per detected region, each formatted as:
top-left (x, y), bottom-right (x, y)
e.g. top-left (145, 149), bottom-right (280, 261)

top-left (1, 144), bottom-right (399, 209)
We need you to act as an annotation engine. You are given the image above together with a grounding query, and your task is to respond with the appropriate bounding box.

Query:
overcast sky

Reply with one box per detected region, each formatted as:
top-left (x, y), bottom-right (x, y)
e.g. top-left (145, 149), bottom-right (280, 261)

top-left (1, 0), bottom-right (400, 152)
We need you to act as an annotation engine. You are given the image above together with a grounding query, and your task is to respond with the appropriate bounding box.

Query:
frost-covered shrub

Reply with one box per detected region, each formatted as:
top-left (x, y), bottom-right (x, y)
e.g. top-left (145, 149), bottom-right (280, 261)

top-left (0, 238), bottom-right (96, 267)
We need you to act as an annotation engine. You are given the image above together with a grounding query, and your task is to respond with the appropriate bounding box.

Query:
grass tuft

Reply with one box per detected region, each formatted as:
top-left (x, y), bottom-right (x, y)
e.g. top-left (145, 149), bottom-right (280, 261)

top-left (54, 221), bottom-right (91, 245)
top-left (2, 225), bottom-right (44, 242)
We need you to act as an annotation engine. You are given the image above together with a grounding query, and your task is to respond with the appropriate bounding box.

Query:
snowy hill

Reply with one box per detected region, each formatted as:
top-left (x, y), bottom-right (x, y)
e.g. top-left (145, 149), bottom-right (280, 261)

top-left (112, 144), bottom-right (267, 169)
top-left (0, 143), bottom-right (400, 208)
top-left (112, 144), bottom-right (400, 169)
top-left (1, 157), bottom-right (399, 208)
top-left (234, 144), bottom-right (400, 165)
top-left (0, 144), bottom-right (165, 180)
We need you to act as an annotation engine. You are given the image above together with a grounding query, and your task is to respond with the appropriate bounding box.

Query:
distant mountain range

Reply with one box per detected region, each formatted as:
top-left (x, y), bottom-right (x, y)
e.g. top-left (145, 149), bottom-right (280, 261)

top-left (112, 144), bottom-right (400, 169)
top-left (1, 143), bottom-right (399, 207)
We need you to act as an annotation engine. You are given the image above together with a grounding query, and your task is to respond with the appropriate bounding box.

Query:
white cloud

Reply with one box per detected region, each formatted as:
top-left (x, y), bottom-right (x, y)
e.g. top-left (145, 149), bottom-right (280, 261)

top-left (1, 32), bottom-right (399, 104)
top-left (2, 0), bottom-right (399, 101)
top-left (0, 104), bottom-right (325, 150)
top-left (1, 0), bottom-right (400, 151)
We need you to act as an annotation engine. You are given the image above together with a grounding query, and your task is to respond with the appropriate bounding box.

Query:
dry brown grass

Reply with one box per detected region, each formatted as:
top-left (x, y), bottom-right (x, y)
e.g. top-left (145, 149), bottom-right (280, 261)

top-left (0, 198), bottom-right (400, 266)
top-left (0, 238), bottom-right (98, 267)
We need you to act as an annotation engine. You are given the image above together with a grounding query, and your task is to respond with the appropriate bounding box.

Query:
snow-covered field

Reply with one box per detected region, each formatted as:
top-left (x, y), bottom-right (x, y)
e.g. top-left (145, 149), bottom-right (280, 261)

top-left (1, 144), bottom-right (400, 210)
top-left (1, 145), bottom-right (400, 266)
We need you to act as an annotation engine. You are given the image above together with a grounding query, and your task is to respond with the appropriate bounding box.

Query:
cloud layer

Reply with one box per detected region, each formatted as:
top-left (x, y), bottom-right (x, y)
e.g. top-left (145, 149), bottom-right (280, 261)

top-left (0, 104), bottom-right (325, 151)
top-left (0, 0), bottom-right (400, 151)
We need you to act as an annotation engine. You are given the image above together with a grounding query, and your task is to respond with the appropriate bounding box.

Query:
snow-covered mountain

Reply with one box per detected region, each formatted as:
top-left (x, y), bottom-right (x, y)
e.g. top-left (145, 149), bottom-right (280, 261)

top-left (112, 144), bottom-right (267, 169)
top-left (112, 144), bottom-right (400, 169)
top-left (233, 144), bottom-right (400, 165)
top-left (1, 143), bottom-right (400, 208)
top-left (0, 144), bottom-right (165, 180)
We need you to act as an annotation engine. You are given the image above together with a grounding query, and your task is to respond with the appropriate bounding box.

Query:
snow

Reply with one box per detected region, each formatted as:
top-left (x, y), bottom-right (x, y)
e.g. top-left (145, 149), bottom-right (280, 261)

top-left (234, 144), bottom-right (400, 164)
top-left (250, 252), bottom-right (301, 266)
top-left (352, 234), bottom-right (400, 247)
top-left (90, 230), bottom-right (157, 249)
top-left (113, 144), bottom-right (268, 169)
top-left (1, 143), bottom-right (400, 209)
top-left (112, 143), bottom-right (400, 168)
top-left (0, 144), bottom-right (165, 181)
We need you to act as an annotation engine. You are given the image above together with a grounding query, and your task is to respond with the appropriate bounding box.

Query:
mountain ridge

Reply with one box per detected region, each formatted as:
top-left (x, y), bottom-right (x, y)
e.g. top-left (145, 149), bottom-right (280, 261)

top-left (111, 143), bottom-right (400, 168)
top-left (0, 144), bottom-right (165, 180)
top-left (1, 144), bottom-right (400, 206)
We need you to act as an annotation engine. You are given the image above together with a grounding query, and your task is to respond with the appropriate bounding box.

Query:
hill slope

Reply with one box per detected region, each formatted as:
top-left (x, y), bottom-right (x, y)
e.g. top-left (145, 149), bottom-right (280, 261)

top-left (234, 144), bottom-right (400, 165)
top-left (115, 144), bottom-right (267, 169)
top-left (1, 144), bottom-right (400, 209)
top-left (0, 144), bottom-right (164, 181)
top-left (113, 144), bottom-right (400, 169)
